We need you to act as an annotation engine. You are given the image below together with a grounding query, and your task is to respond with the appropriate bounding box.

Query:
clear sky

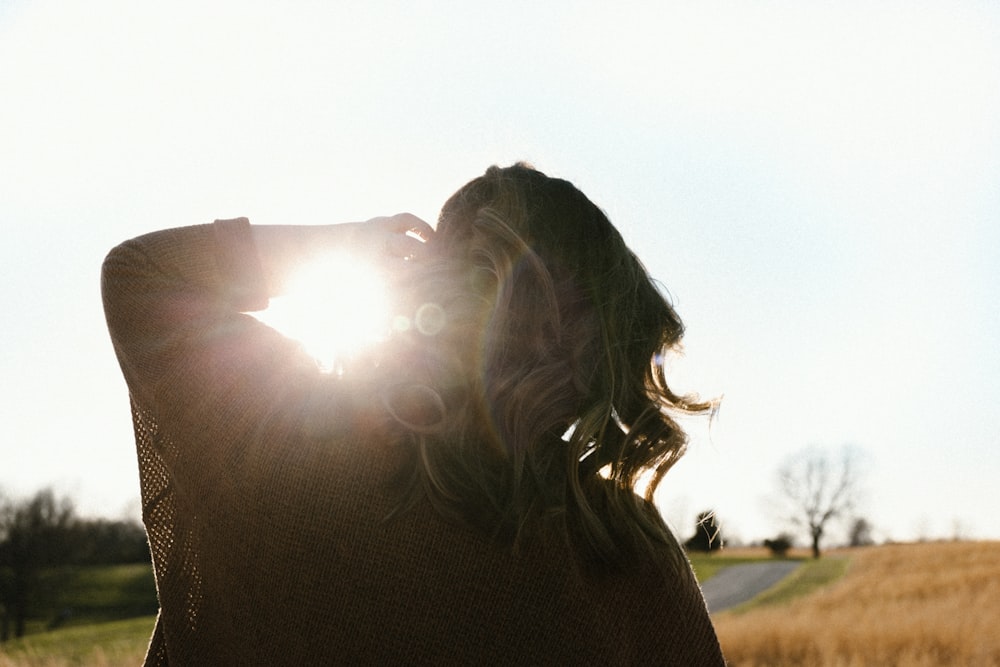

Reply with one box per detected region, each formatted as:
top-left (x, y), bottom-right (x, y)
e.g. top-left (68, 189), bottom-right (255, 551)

top-left (2, 0), bottom-right (998, 545)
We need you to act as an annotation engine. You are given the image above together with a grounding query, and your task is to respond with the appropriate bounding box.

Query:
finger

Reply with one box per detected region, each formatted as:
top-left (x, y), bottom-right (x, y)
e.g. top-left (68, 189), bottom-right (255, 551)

top-left (386, 231), bottom-right (429, 259)
top-left (381, 213), bottom-right (435, 242)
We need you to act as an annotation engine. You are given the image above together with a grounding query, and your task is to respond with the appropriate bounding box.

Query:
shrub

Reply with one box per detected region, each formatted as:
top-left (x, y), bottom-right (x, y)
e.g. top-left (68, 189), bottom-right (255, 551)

top-left (764, 534), bottom-right (793, 558)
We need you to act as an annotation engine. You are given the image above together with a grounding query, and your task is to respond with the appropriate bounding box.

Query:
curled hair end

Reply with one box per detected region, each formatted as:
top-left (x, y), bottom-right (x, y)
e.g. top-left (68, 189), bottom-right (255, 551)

top-left (381, 383), bottom-right (448, 434)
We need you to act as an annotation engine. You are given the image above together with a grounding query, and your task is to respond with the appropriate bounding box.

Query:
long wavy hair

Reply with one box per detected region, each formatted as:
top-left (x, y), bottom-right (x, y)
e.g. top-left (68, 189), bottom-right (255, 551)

top-left (382, 163), bottom-right (714, 571)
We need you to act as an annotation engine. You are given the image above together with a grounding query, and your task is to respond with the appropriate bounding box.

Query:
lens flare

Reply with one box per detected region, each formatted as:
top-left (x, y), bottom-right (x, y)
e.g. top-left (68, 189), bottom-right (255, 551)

top-left (251, 253), bottom-right (391, 372)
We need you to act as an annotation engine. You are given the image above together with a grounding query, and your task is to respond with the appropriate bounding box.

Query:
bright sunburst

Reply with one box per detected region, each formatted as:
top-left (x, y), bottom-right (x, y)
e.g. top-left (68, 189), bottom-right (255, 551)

top-left (252, 253), bottom-right (392, 372)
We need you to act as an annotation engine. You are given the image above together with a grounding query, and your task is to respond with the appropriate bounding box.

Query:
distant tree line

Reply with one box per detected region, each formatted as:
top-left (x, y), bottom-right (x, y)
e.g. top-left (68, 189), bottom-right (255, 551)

top-left (0, 488), bottom-right (149, 640)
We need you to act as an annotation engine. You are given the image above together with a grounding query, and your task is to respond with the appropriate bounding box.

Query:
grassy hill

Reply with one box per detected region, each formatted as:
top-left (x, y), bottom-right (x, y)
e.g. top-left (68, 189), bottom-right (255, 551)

top-left (0, 616), bottom-right (154, 667)
top-left (0, 563), bottom-right (156, 666)
top-left (15, 563), bottom-right (157, 635)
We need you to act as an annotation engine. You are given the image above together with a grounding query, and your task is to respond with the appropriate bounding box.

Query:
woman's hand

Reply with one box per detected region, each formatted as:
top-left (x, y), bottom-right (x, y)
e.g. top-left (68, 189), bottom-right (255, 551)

top-left (349, 213), bottom-right (435, 265)
top-left (252, 214), bottom-right (434, 297)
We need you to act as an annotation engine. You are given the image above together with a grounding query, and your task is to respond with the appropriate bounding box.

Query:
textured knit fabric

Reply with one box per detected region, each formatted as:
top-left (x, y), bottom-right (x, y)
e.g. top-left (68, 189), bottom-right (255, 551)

top-left (102, 219), bottom-right (726, 666)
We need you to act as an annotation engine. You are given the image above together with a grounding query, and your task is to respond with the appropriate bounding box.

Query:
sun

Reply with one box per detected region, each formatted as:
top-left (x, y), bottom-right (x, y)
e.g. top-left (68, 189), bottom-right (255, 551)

top-left (251, 253), bottom-right (392, 372)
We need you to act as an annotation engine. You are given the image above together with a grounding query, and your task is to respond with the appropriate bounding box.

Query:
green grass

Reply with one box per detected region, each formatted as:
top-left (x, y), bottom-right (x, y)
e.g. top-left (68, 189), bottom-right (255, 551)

top-left (7, 563), bottom-right (156, 637)
top-left (54, 564), bottom-right (157, 619)
top-left (0, 615), bottom-right (155, 666)
top-left (0, 563), bottom-right (156, 666)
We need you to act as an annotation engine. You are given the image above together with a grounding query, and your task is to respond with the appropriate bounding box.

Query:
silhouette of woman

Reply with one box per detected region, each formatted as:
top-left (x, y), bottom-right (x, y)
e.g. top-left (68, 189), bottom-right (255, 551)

top-left (103, 163), bottom-right (724, 665)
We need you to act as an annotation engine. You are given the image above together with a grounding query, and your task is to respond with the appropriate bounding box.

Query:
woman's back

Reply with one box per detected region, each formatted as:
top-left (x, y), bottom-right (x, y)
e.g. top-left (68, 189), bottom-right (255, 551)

top-left (136, 416), bottom-right (719, 665)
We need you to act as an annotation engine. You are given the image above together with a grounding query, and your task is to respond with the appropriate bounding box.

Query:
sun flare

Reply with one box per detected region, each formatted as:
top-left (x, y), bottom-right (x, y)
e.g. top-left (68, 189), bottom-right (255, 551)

top-left (252, 253), bottom-right (392, 372)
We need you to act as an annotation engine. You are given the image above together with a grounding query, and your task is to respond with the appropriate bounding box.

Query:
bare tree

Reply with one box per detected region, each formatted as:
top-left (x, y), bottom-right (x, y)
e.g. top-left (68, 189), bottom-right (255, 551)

top-left (0, 489), bottom-right (76, 639)
top-left (776, 446), bottom-right (862, 559)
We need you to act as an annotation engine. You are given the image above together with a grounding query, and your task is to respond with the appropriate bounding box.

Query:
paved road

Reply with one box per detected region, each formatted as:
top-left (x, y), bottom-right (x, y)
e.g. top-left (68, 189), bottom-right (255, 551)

top-left (701, 561), bottom-right (801, 613)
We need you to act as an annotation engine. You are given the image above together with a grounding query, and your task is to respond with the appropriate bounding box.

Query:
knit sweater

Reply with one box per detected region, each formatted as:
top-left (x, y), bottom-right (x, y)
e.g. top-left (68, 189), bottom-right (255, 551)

top-left (102, 219), bottom-right (726, 666)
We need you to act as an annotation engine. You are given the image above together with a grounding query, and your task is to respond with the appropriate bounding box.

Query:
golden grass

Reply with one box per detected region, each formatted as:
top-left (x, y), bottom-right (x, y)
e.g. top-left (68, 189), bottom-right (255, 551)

top-left (0, 648), bottom-right (147, 667)
top-left (0, 616), bottom-right (153, 667)
top-left (714, 541), bottom-right (1000, 666)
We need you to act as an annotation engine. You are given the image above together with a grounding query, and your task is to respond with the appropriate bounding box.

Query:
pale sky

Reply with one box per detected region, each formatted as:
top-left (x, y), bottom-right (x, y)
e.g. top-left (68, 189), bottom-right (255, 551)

top-left (1, 0), bottom-right (998, 545)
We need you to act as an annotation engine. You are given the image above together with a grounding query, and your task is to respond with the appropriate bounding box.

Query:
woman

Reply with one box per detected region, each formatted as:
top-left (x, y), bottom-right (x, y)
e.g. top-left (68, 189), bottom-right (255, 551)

top-left (103, 163), bottom-right (725, 665)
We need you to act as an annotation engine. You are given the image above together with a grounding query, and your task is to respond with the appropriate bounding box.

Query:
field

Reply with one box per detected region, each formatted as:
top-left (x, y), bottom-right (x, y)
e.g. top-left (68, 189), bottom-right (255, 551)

top-left (0, 564), bottom-right (155, 667)
top-left (1, 542), bottom-right (996, 665)
top-left (714, 541), bottom-right (1000, 666)
top-left (0, 617), bottom-right (152, 667)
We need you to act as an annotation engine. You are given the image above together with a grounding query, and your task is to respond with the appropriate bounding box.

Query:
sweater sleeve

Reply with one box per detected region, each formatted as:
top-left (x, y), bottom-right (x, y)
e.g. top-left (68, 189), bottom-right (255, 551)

top-left (102, 219), bottom-right (265, 398)
top-left (101, 219), bottom-right (331, 505)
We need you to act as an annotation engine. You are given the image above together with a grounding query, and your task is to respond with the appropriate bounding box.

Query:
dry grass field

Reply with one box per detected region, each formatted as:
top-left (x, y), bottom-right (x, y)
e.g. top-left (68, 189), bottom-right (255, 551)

top-left (714, 540), bottom-right (1000, 666)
